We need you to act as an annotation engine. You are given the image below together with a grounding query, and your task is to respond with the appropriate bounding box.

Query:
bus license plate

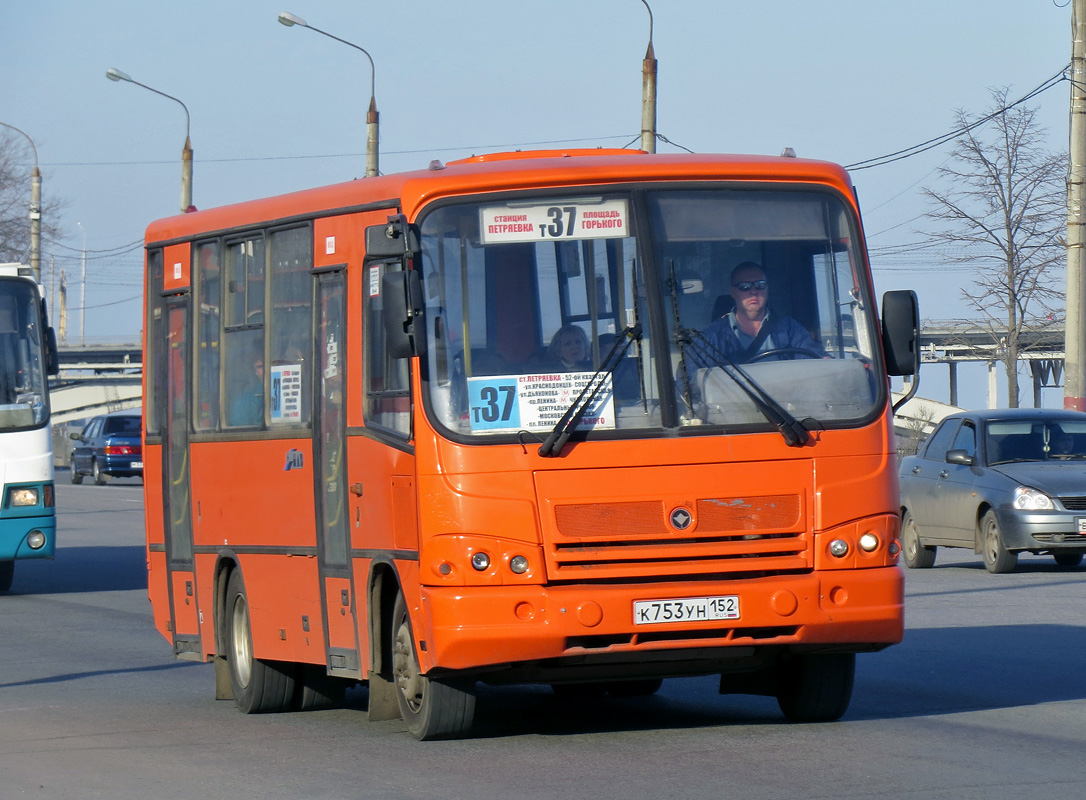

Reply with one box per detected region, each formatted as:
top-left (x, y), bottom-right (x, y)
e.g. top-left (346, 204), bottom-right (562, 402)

top-left (634, 596), bottom-right (740, 625)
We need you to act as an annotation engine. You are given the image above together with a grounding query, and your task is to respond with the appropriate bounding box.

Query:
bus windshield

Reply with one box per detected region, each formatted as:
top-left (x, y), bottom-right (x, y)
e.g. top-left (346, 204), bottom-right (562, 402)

top-left (419, 186), bottom-right (881, 440)
top-left (0, 277), bottom-right (50, 430)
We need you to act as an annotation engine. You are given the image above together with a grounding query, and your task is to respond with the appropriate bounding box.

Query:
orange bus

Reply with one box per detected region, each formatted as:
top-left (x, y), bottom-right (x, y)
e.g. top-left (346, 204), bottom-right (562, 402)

top-left (142, 149), bottom-right (919, 739)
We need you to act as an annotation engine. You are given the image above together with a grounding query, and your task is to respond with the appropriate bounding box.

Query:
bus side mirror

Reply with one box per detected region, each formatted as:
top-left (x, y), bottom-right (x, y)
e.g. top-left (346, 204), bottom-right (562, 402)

top-left (365, 215), bottom-right (419, 258)
top-left (881, 289), bottom-right (920, 377)
top-left (382, 270), bottom-right (427, 359)
top-left (46, 326), bottom-right (59, 376)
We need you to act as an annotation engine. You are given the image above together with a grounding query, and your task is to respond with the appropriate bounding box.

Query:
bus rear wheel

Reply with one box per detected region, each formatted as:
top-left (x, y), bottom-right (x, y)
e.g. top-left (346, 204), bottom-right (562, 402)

top-left (0, 561), bottom-right (14, 593)
top-left (775, 652), bottom-right (855, 722)
top-left (391, 593), bottom-right (475, 740)
top-left (224, 569), bottom-right (296, 713)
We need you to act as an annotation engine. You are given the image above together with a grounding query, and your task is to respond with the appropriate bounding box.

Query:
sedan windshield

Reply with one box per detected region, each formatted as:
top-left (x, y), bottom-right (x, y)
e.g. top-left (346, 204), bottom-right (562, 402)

top-left (418, 187), bottom-right (882, 441)
top-left (987, 419), bottom-right (1086, 463)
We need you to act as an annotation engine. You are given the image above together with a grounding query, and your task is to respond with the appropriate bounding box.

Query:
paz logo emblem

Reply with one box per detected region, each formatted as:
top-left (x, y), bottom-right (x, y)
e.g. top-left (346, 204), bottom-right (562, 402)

top-left (669, 507), bottom-right (693, 531)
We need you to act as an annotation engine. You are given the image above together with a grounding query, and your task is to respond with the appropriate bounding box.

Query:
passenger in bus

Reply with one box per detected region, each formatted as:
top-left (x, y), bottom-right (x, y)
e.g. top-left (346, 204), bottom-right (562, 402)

top-left (690, 262), bottom-right (823, 366)
top-left (229, 351), bottom-right (264, 426)
top-left (545, 324), bottom-right (592, 372)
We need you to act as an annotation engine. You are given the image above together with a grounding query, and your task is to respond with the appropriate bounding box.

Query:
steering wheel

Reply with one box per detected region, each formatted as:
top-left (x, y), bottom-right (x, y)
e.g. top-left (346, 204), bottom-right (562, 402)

top-left (746, 347), bottom-right (825, 363)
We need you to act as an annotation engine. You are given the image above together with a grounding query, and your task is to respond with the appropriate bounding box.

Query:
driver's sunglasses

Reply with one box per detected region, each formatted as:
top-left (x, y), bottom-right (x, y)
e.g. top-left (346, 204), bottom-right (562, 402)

top-left (733, 279), bottom-right (768, 292)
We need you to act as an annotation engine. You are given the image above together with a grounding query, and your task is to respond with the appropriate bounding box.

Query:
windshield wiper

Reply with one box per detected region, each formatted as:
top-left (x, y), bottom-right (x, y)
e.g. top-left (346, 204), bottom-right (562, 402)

top-left (682, 327), bottom-right (811, 448)
top-left (538, 324), bottom-right (642, 458)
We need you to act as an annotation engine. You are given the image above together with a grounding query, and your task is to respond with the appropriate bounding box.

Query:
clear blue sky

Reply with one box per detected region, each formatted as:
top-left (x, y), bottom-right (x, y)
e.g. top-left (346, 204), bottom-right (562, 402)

top-left (2, 0), bottom-right (1073, 407)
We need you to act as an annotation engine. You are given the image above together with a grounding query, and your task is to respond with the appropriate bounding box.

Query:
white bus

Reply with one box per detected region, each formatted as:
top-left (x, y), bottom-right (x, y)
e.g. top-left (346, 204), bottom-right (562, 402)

top-left (0, 263), bottom-right (59, 592)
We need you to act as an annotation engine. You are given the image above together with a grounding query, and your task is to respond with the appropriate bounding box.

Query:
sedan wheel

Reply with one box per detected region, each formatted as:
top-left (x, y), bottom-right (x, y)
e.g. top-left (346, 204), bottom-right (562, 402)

top-left (901, 511), bottom-right (936, 569)
top-left (981, 510), bottom-right (1017, 574)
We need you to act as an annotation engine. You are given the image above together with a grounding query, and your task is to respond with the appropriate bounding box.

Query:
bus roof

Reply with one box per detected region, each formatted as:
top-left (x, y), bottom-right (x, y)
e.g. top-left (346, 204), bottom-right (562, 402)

top-left (144, 150), bottom-right (856, 246)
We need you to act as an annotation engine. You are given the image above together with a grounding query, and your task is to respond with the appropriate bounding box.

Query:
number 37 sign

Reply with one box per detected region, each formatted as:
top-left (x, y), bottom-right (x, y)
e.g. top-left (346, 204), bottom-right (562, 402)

top-left (466, 372), bottom-right (615, 433)
top-left (479, 199), bottom-right (629, 244)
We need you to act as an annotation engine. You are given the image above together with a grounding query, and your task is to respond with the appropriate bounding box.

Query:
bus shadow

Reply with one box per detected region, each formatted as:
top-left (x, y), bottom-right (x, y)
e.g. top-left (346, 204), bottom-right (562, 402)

top-left (349, 622), bottom-right (1086, 739)
top-left (7, 545), bottom-right (147, 594)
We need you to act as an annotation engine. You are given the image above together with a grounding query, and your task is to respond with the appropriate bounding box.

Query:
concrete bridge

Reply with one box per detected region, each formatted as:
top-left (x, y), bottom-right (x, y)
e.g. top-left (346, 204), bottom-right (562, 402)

top-left (50, 343), bottom-right (142, 424)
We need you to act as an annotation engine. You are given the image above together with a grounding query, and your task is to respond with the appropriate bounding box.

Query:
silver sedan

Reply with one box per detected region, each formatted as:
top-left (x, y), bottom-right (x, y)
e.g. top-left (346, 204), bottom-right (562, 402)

top-left (898, 408), bottom-right (1086, 573)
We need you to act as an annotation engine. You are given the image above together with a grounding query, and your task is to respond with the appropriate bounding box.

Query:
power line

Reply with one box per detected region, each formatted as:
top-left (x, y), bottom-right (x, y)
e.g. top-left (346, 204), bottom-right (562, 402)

top-left (845, 66), bottom-right (1068, 171)
top-left (41, 236), bottom-right (143, 256)
top-left (42, 135), bottom-right (640, 169)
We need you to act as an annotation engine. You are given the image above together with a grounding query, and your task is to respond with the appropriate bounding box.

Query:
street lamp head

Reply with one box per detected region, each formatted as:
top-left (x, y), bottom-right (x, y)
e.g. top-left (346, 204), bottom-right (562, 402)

top-left (278, 12), bottom-right (308, 27)
top-left (106, 68), bottom-right (132, 83)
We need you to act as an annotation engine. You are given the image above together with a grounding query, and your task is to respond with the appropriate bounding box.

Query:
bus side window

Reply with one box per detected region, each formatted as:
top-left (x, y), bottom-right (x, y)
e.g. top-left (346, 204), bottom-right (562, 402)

top-left (365, 262), bottom-right (411, 437)
top-left (194, 241), bottom-right (221, 431)
top-left (267, 226), bottom-right (312, 426)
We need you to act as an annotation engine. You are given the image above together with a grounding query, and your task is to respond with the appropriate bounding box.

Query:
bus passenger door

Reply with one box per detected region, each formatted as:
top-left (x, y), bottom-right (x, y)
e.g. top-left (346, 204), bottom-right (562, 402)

top-left (162, 296), bottom-right (201, 659)
top-left (314, 270), bottom-right (361, 678)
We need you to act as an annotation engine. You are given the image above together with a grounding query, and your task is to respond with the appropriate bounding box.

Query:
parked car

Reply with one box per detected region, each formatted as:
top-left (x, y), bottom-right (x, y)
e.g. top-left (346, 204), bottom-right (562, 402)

top-left (70, 411), bottom-right (143, 485)
top-left (899, 408), bottom-right (1086, 573)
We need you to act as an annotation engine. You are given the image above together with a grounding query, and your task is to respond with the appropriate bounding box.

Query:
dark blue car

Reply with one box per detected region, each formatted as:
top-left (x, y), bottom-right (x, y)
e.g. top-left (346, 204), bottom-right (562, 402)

top-left (70, 411), bottom-right (143, 485)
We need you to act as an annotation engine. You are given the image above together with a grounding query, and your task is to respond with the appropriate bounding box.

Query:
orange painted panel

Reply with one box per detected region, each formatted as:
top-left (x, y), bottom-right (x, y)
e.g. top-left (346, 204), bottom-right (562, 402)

top-left (237, 554), bottom-right (323, 663)
top-left (188, 439), bottom-right (316, 550)
top-left (169, 569), bottom-right (200, 636)
top-left (323, 575), bottom-right (358, 651)
top-left (146, 550), bottom-right (171, 640)
top-left (142, 445), bottom-right (165, 544)
top-left (162, 242), bottom-right (191, 291)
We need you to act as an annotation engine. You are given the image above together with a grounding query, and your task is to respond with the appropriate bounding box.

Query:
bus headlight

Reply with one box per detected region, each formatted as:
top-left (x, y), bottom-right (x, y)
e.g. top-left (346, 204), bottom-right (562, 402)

top-left (7, 487), bottom-right (40, 507)
top-left (509, 555), bottom-right (530, 574)
top-left (858, 533), bottom-right (880, 552)
top-left (27, 530), bottom-right (47, 550)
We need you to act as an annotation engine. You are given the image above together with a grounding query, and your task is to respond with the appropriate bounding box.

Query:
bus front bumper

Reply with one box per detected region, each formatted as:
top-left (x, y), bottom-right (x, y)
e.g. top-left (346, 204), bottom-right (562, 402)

top-left (419, 566), bottom-right (903, 677)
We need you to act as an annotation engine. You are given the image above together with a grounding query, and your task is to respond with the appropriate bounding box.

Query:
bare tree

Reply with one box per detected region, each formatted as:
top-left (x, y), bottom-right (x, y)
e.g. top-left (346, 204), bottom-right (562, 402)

top-left (895, 402), bottom-right (937, 459)
top-left (922, 88), bottom-right (1066, 407)
top-left (0, 128), bottom-right (65, 265)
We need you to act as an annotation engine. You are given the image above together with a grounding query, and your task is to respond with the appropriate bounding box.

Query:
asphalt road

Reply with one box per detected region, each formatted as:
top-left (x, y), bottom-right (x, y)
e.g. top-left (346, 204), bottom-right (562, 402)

top-left (2, 479), bottom-right (1084, 800)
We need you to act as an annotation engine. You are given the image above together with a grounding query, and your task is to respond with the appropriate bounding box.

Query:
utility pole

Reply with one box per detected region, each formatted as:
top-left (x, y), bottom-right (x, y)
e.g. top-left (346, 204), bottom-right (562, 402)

top-left (639, 0), bottom-right (657, 153)
top-left (58, 270), bottom-right (67, 342)
top-left (1067, 0), bottom-right (1086, 410)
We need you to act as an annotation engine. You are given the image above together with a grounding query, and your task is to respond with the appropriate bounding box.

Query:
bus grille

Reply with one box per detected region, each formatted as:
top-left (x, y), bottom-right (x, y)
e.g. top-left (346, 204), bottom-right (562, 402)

top-left (548, 494), bottom-right (809, 580)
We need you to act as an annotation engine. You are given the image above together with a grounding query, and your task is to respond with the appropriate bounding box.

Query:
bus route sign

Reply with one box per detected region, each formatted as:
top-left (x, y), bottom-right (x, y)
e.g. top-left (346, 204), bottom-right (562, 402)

top-left (466, 372), bottom-right (615, 433)
top-left (479, 199), bottom-right (629, 244)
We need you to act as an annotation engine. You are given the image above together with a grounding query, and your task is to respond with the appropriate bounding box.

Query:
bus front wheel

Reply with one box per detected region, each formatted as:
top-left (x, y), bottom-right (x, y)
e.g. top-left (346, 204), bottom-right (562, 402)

top-left (776, 652), bottom-right (855, 722)
top-left (390, 592), bottom-right (475, 740)
top-left (224, 569), bottom-right (296, 713)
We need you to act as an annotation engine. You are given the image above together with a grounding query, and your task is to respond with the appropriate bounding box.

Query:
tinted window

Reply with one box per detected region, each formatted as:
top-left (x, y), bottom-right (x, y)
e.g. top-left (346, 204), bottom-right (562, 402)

top-left (922, 419), bottom-right (960, 461)
top-left (104, 416), bottom-right (141, 435)
top-left (950, 422), bottom-right (976, 457)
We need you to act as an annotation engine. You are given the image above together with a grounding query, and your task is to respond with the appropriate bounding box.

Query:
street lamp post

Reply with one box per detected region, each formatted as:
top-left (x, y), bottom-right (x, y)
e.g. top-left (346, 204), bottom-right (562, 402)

top-left (278, 12), bottom-right (380, 178)
top-left (0, 122), bottom-right (42, 282)
top-left (106, 68), bottom-right (194, 214)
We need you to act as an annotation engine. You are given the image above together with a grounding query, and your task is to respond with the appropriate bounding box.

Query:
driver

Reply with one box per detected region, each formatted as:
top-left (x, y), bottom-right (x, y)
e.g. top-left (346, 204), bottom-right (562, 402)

top-left (690, 262), bottom-right (824, 366)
